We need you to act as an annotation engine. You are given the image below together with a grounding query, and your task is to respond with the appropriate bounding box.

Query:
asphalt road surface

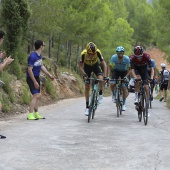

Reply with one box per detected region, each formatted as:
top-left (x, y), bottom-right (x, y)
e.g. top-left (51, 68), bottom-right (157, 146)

top-left (0, 93), bottom-right (170, 170)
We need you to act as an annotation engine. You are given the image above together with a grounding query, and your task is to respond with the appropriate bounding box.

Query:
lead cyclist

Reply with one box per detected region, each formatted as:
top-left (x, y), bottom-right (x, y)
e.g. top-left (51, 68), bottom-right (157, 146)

top-left (79, 42), bottom-right (107, 116)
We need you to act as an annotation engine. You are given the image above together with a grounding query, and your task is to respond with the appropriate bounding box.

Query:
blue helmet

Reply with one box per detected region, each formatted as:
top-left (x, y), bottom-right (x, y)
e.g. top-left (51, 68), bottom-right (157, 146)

top-left (116, 46), bottom-right (125, 53)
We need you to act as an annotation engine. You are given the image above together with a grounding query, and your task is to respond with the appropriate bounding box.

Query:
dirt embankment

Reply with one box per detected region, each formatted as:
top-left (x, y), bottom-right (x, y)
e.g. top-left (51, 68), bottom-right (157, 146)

top-left (146, 48), bottom-right (170, 71)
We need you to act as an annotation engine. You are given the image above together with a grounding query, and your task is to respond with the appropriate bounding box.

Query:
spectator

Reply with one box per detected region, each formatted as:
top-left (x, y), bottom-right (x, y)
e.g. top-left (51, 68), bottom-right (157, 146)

top-left (0, 30), bottom-right (14, 139)
top-left (26, 40), bottom-right (54, 120)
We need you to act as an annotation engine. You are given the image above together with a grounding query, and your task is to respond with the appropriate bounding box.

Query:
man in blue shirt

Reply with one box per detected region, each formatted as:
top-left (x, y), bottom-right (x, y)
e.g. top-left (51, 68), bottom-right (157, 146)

top-left (108, 46), bottom-right (131, 111)
top-left (26, 40), bottom-right (54, 120)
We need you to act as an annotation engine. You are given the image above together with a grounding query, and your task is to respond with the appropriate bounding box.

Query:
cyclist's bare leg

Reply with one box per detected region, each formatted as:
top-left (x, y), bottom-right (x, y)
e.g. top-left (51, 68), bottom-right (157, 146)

top-left (134, 75), bottom-right (141, 93)
top-left (85, 83), bottom-right (90, 103)
top-left (122, 87), bottom-right (127, 99)
top-left (110, 83), bottom-right (116, 93)
top-left (144, 84), bottom-right (149, 100)
top-left (97, 75), bottom-right (103, 91)
top-left (29, 93), bottom-right (41, 113)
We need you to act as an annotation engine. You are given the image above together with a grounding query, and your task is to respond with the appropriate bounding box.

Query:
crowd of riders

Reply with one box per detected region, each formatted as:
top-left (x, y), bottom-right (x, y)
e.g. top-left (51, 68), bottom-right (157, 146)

top-left (79, 42), bottom-right (170, 116)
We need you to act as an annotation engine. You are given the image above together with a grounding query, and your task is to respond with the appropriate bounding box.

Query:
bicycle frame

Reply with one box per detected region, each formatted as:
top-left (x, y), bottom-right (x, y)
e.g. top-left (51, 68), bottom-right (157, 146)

top-left (110, 79), bottom-right (125, 117)
top-left (135, 79), bottom-right (149, 125)
top-left (87, 78), bottom-right (103, 122)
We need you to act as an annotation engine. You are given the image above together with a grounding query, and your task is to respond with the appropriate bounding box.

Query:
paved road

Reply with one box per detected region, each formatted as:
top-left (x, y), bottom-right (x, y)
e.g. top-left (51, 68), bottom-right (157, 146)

top-left (0, 93), bottom-right (170, 170)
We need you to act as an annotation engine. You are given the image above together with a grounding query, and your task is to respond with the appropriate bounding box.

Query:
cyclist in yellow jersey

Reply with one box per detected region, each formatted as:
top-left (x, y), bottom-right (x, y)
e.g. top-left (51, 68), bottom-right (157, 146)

top-left (79, 42), bottom-right (107, 116)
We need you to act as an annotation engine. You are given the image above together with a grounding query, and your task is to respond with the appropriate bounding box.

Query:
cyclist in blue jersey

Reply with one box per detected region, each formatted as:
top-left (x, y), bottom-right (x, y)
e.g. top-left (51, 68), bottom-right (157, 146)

top-left (26, 40), bottom-right (54, 120)
top-left (108, 46), bottom-right (131, 111)
top-left (147, 59), bottom-right (157, 101)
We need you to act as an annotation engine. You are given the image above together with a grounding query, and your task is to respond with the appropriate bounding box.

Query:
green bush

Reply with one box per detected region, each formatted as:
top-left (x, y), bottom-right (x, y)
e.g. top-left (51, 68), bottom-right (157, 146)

top-left (21, 87), bottom-right (31, 105)
top-left (1, 94), bottom-right (10, 112)
top-left (45, 78), bottom-right (56, 98)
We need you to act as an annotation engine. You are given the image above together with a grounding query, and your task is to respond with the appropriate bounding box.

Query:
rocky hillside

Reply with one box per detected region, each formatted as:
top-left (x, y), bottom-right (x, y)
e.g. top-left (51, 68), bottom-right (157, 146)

top-left (146, 48), bottom-right (170, 70)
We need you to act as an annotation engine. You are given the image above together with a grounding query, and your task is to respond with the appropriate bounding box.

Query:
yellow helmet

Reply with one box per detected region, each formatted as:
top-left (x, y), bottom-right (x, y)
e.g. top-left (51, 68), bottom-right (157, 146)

top-left (86, 42), bottom-right (97, 54)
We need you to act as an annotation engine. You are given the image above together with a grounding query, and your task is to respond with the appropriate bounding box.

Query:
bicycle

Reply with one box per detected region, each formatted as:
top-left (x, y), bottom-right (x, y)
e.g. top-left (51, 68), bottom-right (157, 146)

top-left (135, 79), bottom-right (149, 125)
top-left (110, 78), bottom-right (129, 117)
top-left (87, 78), bottom-right (103, 123)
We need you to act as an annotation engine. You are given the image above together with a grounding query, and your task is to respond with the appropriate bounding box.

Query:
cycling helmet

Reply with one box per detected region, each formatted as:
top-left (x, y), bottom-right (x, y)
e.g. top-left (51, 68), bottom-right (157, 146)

top-left (116, 46), bottom-right (125, 53)
top-left (161, 63), bottom-right (166, 67)
top-left (86, 42), bottom-right (97, 54)
top-left (134, 46), bottom-right (144, 55)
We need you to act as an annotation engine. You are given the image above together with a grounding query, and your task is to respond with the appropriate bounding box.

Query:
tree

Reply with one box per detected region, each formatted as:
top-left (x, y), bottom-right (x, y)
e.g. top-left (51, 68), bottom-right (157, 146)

top-left (1, 0), bottom-right (31, 78)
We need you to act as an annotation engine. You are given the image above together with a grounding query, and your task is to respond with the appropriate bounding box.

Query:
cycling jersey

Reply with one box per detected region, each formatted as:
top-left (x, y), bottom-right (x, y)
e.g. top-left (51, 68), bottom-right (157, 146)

top-left (80, 49), bottom-right (104, 66)
top-left (26, 51), bottom-right (42, 77)
top-left (109, 54), bottom-right (130, 71)
top-left (147, 59), bottom-right (156, 72)
top-left (130, 53), bottom-right (152, 81)
top-left (130, 53), bottom-right (152, 69)
top-left (159, 69), bottom-right (169, 84)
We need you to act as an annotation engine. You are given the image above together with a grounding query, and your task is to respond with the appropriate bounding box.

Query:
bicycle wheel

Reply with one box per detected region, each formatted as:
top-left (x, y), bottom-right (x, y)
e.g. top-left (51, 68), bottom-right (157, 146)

top-left (116, 89), bottom-right (122, 117)
top-left (92, 92), bottom-right (98, 119)
top-left (88, 90), bottom-right (95, 123)
top-left (142, 92), bottom-right (148, 125)
top-left (119, 89), bottom-right (123, 115)
top-left (137, 95), bottom-right (142, 122)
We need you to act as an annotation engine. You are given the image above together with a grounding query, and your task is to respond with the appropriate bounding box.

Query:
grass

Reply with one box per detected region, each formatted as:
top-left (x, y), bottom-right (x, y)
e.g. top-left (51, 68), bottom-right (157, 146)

top-left (154, 91), bottom-right (170, 109)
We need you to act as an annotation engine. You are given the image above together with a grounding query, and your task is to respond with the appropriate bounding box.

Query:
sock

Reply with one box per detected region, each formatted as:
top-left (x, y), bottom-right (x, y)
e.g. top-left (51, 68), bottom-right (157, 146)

top-left (86, 101), bottom-right (89, 108)
top-left (112, 90), bottom-right (116, 97)
top-left (34, 112), bottom-right (39, 115)
top-left (99, 90), bottom-right (102, 95)
top-left (135, 92), bottom-right (138, 98)
top-left (123, 99), bottom-right (126, 105)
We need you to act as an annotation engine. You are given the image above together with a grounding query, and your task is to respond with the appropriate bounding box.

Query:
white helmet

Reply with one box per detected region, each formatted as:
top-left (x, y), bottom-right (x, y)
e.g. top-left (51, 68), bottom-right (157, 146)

top-left (161, 63), bottom-right (166, 68)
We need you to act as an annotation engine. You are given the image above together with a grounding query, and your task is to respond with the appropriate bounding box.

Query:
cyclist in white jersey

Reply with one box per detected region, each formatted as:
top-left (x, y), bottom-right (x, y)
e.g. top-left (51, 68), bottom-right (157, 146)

top-left (108, 46), bottom-right (131, 111)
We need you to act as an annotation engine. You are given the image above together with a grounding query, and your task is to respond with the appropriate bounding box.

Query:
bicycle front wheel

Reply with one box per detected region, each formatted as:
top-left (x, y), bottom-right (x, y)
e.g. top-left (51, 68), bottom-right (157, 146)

top-left (92, 92), bottom-right (98, 119)
top-left (116, 89), bottom-right (122, 117)
top-left (142, 92), bottom-right (149, 125)
top-left (88, 90), bottom-right (95, 123)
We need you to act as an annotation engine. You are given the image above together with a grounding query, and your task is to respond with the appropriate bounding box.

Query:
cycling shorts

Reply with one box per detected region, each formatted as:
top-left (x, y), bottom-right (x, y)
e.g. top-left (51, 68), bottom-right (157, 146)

top-left (27, 76), bottom-right (40, 94)
top-left (110, 70), bottom-right (127, 87)
top-left (135, 68), bottom-right (150, 84)
top-left (160, 83), bottom-right (168, 90)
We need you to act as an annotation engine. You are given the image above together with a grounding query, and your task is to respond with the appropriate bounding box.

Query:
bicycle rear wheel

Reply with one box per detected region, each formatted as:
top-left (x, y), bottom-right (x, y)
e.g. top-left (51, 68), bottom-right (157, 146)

top-left (137, 95), bottom-right (142, 122)
top-left (149, 87), bottom-right (152, 109)
top-left (142, 92), bottom-right (148, 125)
top-left (88, 90), bottom-right (95, 123)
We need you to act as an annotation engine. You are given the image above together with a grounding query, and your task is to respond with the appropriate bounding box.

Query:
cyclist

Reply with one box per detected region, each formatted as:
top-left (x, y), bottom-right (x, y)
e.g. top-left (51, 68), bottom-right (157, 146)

top-left (158, 63), bottom-right (169, 102)
top-left (130, 46), bottom-right (154, 104)
top-left (79, 42), bottom-right (107, 116)
top-left (147, 59), bottom-right (157, 101)
top-left (108, 46), bottom-right (131, 111)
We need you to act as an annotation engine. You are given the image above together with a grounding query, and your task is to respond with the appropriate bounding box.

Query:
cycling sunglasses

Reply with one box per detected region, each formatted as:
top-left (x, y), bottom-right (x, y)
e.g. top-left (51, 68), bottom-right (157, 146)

top-left (117, 52), bottom-right (124, 55)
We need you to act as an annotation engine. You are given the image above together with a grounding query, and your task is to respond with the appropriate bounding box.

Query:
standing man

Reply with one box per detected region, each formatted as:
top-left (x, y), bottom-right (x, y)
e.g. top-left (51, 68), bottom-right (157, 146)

top-left (0, 30), bottom-right (14, 139)
top-left (26, 40), bottom-right (54, 120)
top-left (79, 42), bottom-right (107, 116)
top-left (108, 46), bottom-right (131, 111)
top-left (158, 63), bottom-right (169, 102)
